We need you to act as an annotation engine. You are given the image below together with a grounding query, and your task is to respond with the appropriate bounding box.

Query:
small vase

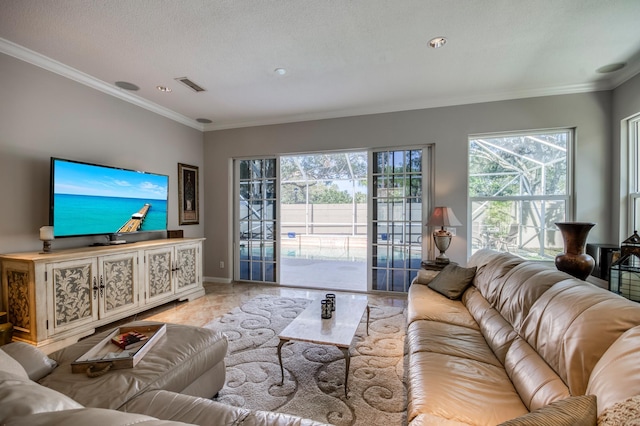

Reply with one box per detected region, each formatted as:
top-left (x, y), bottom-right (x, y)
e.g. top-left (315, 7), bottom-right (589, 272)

top-left (554, 222), bottom-right (596, 280)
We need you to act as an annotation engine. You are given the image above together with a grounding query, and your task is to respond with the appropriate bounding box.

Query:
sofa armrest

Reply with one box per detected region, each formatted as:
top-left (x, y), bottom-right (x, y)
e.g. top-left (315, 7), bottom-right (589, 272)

top-left (121, 390), bottom-right (330, 426)
top-left (412, 269), bottom-right (439, 286)
top-left (4, 408), bottom-right (193, 426)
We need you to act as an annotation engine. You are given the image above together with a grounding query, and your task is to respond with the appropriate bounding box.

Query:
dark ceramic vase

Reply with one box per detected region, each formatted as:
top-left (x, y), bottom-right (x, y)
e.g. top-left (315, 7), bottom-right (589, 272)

top-left (554, 222), bottom-right (596, 280)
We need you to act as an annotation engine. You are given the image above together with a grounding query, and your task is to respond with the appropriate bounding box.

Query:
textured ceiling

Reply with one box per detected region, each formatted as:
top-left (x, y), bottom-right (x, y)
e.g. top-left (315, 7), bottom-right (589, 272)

top-left (1, 0), bottom-right (640, 131)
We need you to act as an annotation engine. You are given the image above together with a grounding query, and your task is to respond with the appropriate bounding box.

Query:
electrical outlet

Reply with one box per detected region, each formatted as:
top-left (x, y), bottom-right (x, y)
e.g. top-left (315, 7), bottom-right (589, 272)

top-left (446, 227), bottom-right (456, 236)
top-left (219, 261), bottom-right (224, 269)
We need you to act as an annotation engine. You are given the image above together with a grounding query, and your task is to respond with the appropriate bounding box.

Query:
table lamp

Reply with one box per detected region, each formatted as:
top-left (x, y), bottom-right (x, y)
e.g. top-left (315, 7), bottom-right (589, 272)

top-left (426, 207), bottom-right (462, 264)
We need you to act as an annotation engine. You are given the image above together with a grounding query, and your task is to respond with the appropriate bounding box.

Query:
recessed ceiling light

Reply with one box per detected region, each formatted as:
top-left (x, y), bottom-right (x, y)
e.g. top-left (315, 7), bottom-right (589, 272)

top-left (156, 86), bottom-right (172, 92)
top-left (196, 118), bottom-right (213, 124)
top-left (115, 81), bottom-right (140, 91)
top-left (274, 68), bottom-right (287, 76)
top-left (596, 62), bottom-right (627, 74)
top-left (428, 37), bottom-right (447, 49)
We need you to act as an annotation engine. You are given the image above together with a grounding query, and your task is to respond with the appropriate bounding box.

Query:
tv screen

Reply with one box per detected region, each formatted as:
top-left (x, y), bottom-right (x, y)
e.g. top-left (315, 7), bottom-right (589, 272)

top-left (50, 158), bottom-right (169, 238)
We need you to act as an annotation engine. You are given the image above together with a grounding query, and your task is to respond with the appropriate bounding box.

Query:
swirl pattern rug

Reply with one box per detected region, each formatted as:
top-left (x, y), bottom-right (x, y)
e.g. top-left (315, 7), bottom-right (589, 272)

top-left (205, 295), bottom-right (407, 426)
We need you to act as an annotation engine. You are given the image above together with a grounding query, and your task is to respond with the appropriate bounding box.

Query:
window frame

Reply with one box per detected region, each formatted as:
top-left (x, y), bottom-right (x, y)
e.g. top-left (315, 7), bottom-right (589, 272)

top-left (468, 128), bottom-right (574, 259)
top-left (369, 146), bottom-right (433, 292)
top-left (628, 114), bottom-right (640, 233)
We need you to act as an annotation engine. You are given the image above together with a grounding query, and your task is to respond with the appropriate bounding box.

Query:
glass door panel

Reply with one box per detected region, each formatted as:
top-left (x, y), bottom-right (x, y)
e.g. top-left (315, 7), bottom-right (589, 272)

top-left (236, 158), bottom-right (277, 282)
top-left (371, 149), bottom-right (425, 292)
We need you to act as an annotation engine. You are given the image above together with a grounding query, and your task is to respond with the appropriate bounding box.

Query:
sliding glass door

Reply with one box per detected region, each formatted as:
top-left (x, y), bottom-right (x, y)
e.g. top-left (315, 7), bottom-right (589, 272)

top-left (371, 148), bottom-right (427, 292)
top-left (235, 158), bottom-right (277, 282)
top-left (234, 147), bottom-right (430, 293)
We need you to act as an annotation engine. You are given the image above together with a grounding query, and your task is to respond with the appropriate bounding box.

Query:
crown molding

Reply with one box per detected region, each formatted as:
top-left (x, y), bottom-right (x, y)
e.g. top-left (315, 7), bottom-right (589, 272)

top-left (0, 38), bottom-right (204, 131)
top-left (3, 38), bottom-right (637, 134)
top-left (607, 61), bottom-right (640, 89)
top-left (202, 80), bottom-right (614, 131)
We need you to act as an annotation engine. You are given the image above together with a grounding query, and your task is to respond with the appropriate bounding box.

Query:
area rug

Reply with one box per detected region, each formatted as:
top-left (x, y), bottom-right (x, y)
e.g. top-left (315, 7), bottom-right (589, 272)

top-left (205, 295), bottom-right (407, 426)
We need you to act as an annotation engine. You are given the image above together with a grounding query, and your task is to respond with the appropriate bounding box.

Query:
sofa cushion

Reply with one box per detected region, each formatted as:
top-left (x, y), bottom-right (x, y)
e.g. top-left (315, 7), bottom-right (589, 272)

top-left (407, 320), bottom-right (502, 367)
top-left (495, 264), bottom-right (572, 333)
top-left (521, 280), bottom-right (640, 396)
top-left (2, 341), bottom-right (57, 381)
top-left (408, 413), bottom-right (471, 426)
top-left (0, 347), bottom-right (29, 380)
top-left (122, 390), bottom-right (330, 426)
top-left (407, 351), bottom-right (528, 425)
top-left (463, 287), bottom-right (518, 364)
top-left (0, 371), bottom-right (83, 423)
top-left (497, 395), bottom-right (597, 426)
top-left (427, 264), bottom-right (476, 300)
top-left (407, 283), bottom-right (479, 330)
top-left (504, 337), bottom-right (570, 411)
top-left (587, 325), bottom-right (640, 416)
top-left (468, 249), bottom-right (525, 304)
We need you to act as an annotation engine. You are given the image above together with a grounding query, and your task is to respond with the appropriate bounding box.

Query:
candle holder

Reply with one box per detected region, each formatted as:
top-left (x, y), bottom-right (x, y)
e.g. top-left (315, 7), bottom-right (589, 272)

top-left (325, 293), bottom-right (336, 312)
top-left (39, 226), bottom-right (54, 254)
top-left (321, 299), bottom-right (332, 319)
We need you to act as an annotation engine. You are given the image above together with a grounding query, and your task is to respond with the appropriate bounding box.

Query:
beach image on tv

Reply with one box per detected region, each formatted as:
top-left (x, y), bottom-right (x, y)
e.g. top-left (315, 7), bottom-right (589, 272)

top-left (52, 160), bottom-right (169, 237)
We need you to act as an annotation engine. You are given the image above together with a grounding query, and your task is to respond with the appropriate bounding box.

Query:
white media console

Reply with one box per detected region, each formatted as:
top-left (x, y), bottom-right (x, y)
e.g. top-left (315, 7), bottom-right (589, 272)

top-left (0, 238), bottom-right (204, 353)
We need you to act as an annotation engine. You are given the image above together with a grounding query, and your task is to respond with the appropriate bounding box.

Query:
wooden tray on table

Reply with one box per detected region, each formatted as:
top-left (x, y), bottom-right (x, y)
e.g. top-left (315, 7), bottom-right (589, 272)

top-left (71, 323), bottom-right (166, 375)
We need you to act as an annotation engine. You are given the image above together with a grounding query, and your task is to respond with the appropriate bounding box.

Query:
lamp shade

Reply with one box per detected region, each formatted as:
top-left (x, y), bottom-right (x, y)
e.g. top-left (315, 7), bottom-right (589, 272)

top-left (426, 207), bottom-right (462, 228)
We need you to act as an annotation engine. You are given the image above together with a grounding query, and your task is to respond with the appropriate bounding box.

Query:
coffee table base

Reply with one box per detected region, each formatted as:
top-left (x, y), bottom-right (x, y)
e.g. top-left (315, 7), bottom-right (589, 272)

top-left (277, 305), bottom-right (369, 398)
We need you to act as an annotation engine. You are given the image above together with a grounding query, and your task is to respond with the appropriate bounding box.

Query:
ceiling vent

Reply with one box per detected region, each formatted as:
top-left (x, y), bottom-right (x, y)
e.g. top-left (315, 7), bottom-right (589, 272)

top-left (175, 77), bottom-right (206, 92)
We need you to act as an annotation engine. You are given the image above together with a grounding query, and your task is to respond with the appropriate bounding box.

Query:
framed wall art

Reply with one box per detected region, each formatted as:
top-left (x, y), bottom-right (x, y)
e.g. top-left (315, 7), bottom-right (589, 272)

top-left (178, 163), bottom-right (199, 225)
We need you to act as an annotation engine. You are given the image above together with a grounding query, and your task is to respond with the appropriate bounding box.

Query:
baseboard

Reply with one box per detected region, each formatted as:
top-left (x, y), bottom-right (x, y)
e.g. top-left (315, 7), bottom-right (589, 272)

top-left (204, 276), bottom-right (233, 284)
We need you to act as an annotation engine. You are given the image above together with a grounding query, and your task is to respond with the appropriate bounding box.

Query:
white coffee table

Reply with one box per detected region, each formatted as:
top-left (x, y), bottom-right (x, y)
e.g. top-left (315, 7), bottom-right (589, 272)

top-left (277, 294), bottom-right (369, 398)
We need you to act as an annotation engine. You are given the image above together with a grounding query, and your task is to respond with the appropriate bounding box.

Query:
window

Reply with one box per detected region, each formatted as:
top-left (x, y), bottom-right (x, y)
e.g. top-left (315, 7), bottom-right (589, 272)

top-left (469, 130), bottom-right (572, 260)
top-left (629, 115), bottom-right (640, 232)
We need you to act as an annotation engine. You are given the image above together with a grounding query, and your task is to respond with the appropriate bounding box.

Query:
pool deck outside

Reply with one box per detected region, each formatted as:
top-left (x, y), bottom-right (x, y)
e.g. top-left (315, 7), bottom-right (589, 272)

top-left (280, 256), bottom-right (367, 293)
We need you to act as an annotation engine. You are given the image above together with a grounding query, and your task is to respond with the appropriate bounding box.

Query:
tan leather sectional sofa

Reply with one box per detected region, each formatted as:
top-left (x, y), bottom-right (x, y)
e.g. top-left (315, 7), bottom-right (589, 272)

top-left (0, 322), bottom-right (327, 426)
top-left (407, 248), bottom-right (640, 425)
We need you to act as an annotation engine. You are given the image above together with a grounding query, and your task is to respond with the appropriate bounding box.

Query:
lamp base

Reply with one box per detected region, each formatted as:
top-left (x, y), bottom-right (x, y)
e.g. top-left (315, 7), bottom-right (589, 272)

top-left (433, 229), bottom-right (453, 265)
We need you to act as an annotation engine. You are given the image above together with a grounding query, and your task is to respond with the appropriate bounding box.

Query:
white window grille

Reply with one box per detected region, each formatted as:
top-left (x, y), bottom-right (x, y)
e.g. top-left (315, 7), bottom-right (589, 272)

top-left (469, 130), bottom-right (573, 260)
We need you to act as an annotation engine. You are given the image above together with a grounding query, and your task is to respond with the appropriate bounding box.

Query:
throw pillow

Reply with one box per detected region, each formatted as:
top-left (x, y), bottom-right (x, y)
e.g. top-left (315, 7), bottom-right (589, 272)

top-left (498, 395), bottom-right (597, 426)
top-left (427, 264), bottom-right (476, 299)
top-left (1, 342), bottom-right (57, 381)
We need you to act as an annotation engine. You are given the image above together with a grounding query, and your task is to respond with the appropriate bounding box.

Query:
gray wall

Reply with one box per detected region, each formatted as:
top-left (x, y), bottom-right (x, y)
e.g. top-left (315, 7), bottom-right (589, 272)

top-left (612, 72), bottom-right (640, 242)
top-left (204, 91), bottom-right (613, 279)
top-left (4, 49), bottom-right (639, 286)
top-left (0, 53), bottom-right (205, 256)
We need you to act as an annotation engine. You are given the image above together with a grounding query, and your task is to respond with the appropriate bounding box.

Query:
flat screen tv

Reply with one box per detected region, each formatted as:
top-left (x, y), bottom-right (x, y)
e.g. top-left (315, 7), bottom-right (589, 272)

top-left (50, 157), bottom-right (169, 239)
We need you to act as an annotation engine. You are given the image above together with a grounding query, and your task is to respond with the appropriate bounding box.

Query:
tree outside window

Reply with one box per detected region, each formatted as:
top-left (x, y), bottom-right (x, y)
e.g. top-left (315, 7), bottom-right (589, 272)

top-left (469, 130), bottom-right (572, 260)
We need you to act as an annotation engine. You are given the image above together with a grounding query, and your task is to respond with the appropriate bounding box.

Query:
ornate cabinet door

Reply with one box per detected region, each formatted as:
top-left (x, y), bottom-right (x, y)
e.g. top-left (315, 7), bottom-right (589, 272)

top-left (2, 260), bottom-right (36, 342)
top-left (144, 247), bottom-right (175, 304)
top-left (175, 243), bottom-right (200, 293)
top-left (46, 258), bottom-right (99, 335)
top-left (97, 252), bottom-right (140, 319)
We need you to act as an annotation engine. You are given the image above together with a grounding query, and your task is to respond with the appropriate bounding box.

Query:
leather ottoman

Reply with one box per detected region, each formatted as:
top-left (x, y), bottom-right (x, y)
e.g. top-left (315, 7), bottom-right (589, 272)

top-left (38, 321), bottom-right (228, 410)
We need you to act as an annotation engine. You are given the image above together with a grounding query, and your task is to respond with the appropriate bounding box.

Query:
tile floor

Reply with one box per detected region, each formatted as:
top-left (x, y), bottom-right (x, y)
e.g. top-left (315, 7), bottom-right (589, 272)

top-left (126, 282), bottom-right (408, 329)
